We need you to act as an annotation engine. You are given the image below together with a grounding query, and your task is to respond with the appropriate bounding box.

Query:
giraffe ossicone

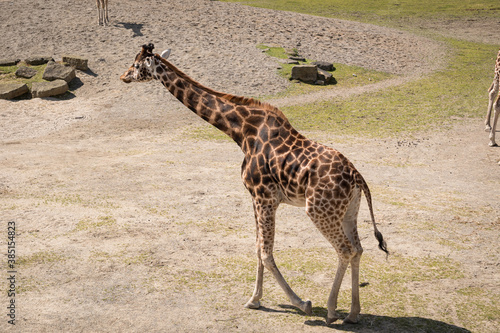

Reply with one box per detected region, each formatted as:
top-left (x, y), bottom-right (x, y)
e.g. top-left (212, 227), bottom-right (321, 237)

top-left (121, 43), bottom-right (388, 325)
top-left (160, 49), bottom-right (171, 59)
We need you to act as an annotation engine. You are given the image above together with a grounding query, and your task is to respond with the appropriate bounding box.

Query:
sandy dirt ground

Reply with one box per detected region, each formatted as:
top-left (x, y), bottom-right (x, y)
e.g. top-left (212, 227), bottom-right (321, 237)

top-left (0, 0), bottom-right (499, 332)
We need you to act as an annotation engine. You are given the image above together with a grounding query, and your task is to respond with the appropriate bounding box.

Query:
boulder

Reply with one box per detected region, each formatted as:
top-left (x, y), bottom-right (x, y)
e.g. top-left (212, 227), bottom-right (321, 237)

top-left (25, 56), bottom-right (54, 66)
top-left (15, 66), bottom-right (38, 79)
top-left (312, 61), bottom-right (335, 71)
top-left (31, 80), bottom-right (68, 98)
top-left (317, 68), bottom-right (334, 84)
top-left (62, 55), bottom-right (88, 71)
top-left (291, 65), bottom-right (317, 83)
top-left (42, 61), bottom-right (76, 83)
top-left (289, 56), bottom-right (306, 62)
top-left (0, 83), bottom-right (29, 100)
top-left (0, 58), bottom-right (20, 66)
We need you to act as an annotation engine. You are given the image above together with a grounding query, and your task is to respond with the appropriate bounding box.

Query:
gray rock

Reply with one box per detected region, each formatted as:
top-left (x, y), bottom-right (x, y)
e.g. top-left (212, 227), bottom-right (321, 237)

top-left (0, 83), bottom-right (29, 100)
top-left (25, 56), bottom-right (54, 66)
top-left (62, 55), bottom-right (88, 71)
top-left (279, 59), bottom-right (299, 65)
top-left (42, 61), bottom-right (76, 83)
top-left (312, 61), bottom-right (335, 71)
top-left (0, 59), bottom-right (20, 66)
top-left (31, 80), bottom-right (68, 98)
top-left (291, 65), bottom-right (317, 83)
top-left (317, 68), bottom-right (334, 84)
top-left (289, 56), bottom-right (306, 62)
top-left (15, 66), bottom-right (38, 79)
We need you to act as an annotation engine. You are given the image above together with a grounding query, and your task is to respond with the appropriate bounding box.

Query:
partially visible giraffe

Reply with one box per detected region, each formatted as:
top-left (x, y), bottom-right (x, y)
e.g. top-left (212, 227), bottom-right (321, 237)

top-left (120, 44), bottom-right (388, 325)
top-left (96, 0), bottom-right (109, 26)
top-left (485, 47), bottom-right (500, 147)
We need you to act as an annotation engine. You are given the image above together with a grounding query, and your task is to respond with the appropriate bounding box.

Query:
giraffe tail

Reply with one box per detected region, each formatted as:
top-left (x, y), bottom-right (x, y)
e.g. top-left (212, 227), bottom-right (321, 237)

top-left (354, 171), bottom-right (389, 256)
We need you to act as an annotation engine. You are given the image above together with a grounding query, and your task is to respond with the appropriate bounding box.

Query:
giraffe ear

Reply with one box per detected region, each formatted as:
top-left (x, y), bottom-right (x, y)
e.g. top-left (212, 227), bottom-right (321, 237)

top-left (160, 49), bottom-right (171, 59)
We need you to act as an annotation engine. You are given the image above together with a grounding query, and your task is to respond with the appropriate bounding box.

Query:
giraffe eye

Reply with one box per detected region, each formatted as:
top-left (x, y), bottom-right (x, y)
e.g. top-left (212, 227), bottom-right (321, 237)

top-left (134, 64), bottom-right (139, 69)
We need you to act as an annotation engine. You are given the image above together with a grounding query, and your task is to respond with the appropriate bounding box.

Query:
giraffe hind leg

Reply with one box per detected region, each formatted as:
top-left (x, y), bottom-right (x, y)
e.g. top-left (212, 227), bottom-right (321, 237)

top-left (307, 187), bottom-right (363, 325)
top-left (489, 95), bottom-right (500, 147)
top-left (486, 78), bottom-right (499, 132)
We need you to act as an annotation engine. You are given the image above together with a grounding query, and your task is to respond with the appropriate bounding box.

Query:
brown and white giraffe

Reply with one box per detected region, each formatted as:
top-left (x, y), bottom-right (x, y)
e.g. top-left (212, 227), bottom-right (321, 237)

top-left (96, 0), bottom-right (109, 26)
top-left (485, 48), bottom-right (500, 147)
top-left (120, 44), bottom-right (388, 325)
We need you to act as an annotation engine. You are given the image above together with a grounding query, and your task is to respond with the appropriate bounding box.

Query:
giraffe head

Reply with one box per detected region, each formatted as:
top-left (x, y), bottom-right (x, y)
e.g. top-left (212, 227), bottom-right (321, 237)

top-left (120, 43), bottom-right (170, 83)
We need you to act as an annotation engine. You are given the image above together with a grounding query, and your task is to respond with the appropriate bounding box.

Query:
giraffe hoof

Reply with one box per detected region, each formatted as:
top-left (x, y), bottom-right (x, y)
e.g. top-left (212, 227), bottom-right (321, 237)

top-left (326, 315), bottom-right (340, 325)
top-left (485, 126), bottom-right (492, 132)
top-left (489, 142), bottom-right (498, 147)
top-left (244, 300), bottom-right (260, 309)
top-left (300, 300), bottom-right (312, 315)
top-left (343, 316), bottom-right (359, 324)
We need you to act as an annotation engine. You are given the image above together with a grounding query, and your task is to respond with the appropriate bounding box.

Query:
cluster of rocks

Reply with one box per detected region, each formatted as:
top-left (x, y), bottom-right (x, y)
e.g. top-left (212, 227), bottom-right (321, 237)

top-left (291, 61), bottom-right (336, 86)
top-left (0, 55), bottom-right (88, 100)
top-left (275, 48), bottom-right (336, 86)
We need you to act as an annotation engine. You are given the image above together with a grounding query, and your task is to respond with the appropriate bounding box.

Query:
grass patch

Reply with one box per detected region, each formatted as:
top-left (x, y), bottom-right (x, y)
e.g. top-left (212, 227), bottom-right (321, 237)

top-left (183, 124), bottom-right (233, 142)
top-left (0, 63), bottom-right (47, 89)
top-left (74, 215), bottom-right (116, 231)
top-left (221, 0), bottom-right (500, 27)
top-left (282, 40), bottom-right (496, 137)
top-left (257, 44), bottom-right (394, 98)
top-left (17, 250), bottom-right (66, 266)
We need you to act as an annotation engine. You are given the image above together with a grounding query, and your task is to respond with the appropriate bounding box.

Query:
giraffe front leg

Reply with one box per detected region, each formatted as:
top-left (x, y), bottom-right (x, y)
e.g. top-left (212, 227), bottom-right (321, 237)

top-left (247, 198), bottom-right (312, 315)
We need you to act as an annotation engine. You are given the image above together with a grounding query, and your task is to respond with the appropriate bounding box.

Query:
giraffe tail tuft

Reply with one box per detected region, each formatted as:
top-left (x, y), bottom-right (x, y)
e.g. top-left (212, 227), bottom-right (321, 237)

top-left (354, 169), bottom-right (389, 256)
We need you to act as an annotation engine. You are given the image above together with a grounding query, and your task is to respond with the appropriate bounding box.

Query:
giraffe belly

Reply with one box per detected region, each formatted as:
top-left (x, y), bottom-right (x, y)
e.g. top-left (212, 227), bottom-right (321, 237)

top-left (280, 188), bottom-right (306, 207)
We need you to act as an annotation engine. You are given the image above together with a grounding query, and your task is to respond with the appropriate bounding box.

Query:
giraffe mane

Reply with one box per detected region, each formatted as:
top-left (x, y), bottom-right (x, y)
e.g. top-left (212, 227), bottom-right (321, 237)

top-left (155, 55), bottom-right (284, 115)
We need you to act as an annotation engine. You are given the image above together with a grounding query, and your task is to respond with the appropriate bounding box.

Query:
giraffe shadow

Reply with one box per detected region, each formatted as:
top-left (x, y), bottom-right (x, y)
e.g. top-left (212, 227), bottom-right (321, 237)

top-left (299, 307), bottom-right (470, 332)
top-left (115, 22), bottom-right (144, 37)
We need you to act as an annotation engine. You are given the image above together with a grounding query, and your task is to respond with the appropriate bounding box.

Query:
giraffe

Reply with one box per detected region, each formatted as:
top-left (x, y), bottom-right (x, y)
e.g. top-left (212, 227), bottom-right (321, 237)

top-left (485, 48), bottom-right (500, 147)
top-left (96, 0), bottom-right (109, 26)
top-left (120, 44), bottom-right (388, 325)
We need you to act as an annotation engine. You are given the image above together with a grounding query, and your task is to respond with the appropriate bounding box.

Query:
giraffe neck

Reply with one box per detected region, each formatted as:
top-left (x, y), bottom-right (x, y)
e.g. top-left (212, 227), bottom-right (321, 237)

top-left (151, 56), bottom-right (254, 146)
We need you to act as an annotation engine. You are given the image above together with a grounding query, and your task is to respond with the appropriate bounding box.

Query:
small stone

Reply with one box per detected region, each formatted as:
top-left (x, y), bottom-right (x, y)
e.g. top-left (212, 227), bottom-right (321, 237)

top-left (15, 66), bottom-right (38, 79)
top-left (0, 58), bottom-right (21, 66)
top-left (0, 83), bottom-right (29, 99)
top-left (31, 80), bottom-right (68, 98)
top-left (280, 59), bottom-right (299, 65)
top-left (311, 61), bottom-right (335, 71)
top-left (43, 61), bottom-right (76, 83)
top-left (62, 55), bottom-right (89, 71)
top-left (25, 56), bottom-right (54, 66)
top-left (289, 56), bottom-right (306, 62)
top-left (317, 68), bottom-right (334, 84)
